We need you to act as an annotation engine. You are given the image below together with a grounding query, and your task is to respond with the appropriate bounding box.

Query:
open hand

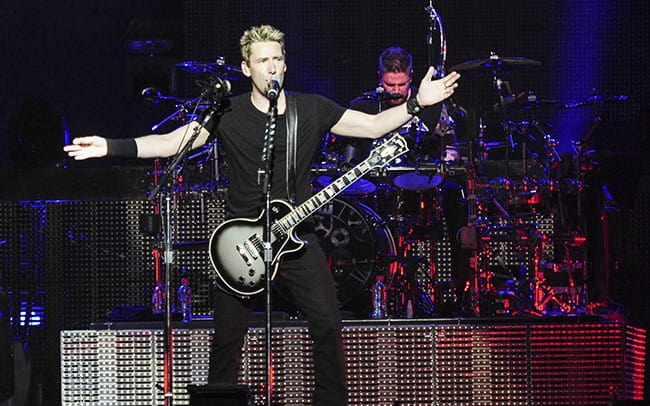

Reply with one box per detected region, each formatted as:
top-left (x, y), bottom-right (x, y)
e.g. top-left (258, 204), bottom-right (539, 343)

top-left (63, 136), bottom-right (108, 160)
top-left (416, 67), bottom-right (460, 107)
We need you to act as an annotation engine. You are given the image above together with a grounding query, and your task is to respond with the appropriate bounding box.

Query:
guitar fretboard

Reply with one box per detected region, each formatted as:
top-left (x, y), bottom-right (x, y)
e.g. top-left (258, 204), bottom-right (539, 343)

top-left (275, 134), bottom-right (407, 233)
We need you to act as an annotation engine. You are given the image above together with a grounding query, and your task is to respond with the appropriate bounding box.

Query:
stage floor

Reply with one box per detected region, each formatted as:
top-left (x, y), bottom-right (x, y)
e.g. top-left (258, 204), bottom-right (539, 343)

top-left (60, 316), bottom-right (646, 405)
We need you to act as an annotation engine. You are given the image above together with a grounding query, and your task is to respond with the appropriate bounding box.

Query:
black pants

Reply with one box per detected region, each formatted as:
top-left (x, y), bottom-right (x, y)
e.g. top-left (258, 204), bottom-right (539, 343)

top-left (440, 181), bottom-right (472, 309)
top-left (208, 233), bottom-right (348, 406)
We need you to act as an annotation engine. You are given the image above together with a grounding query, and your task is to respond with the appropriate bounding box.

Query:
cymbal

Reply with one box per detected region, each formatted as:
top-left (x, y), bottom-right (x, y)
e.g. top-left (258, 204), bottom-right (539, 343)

top-left (560, 94), bottom-right (628, 109)
top-left (448, 54), bottom-right (541, 76)
top-left (176, 60), bottom-right (243, 80)
top-left (493, 92), bottom-right (557, 112)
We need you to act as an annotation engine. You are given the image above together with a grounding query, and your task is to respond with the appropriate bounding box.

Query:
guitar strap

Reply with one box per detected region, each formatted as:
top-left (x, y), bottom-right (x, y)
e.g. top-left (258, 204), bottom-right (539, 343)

top-left (285, 92), bottom-right (297, 205)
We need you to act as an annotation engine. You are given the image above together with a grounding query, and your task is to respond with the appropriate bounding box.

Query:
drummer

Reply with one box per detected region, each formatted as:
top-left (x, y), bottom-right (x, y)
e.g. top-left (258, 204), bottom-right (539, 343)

top-left (340, 46), bottom-right (459, 167)
top-left (343, 46), bottom-right (472, 316)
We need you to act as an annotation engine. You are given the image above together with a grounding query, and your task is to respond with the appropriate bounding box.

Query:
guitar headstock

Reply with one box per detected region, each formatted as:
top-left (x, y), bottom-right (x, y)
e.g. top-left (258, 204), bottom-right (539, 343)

top-left (367, 133), bottom-right (409, 168)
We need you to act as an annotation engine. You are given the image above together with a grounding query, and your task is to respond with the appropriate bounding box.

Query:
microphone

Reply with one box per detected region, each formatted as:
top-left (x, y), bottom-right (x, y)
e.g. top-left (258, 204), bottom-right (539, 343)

top-left (384, 92), bottom-right (405, 100)
top-left (267, 75), bottom-right (281, 100)
top-left (361, 87), bottom-right (405, 101)
top-left (376, 86), bottom-right (406, 100)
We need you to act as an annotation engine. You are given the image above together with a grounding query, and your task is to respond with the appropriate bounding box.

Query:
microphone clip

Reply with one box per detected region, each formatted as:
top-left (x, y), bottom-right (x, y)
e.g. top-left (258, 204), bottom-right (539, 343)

top-left (197, 76), bottom-right (231, 101)
top-left (266, 76), bottom-right (281, 101)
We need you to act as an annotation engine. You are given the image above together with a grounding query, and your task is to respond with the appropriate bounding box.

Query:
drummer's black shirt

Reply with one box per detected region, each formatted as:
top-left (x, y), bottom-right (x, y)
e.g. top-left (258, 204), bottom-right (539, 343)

top-left (343, 86), bottom-right (448, 163)
top-left (214, 92), bottom-right (346, 219)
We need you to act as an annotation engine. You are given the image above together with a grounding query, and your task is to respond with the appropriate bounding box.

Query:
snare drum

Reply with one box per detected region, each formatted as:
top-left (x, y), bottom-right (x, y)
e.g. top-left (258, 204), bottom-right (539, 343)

top-left (390, 163), bottom-right (445, 191)
top-left (315, 173), bottom-right (377, 196)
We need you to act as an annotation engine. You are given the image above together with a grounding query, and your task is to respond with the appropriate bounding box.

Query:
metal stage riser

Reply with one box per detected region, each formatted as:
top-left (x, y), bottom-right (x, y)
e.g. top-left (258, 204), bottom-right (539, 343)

top-left (60, 321), bottom-right (646, 406)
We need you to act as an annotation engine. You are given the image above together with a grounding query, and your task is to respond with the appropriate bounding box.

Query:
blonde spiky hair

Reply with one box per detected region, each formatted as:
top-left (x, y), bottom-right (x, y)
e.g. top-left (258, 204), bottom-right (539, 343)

top-left (240, 25), bottom-right (285, 64)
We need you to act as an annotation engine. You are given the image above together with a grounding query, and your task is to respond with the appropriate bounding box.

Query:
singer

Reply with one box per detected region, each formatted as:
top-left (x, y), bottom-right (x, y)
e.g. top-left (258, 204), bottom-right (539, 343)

top-left (63, 25), bottom-right (459, 405)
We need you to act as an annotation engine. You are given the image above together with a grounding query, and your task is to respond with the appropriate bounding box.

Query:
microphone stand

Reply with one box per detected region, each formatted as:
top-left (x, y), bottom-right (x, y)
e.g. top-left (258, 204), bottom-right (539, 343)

top-left (424, 1), bottom-right (446, 71)
top-left (146, 81), bottom-right (228, 406)
top-left (258, 94), bottom-right (278, 406)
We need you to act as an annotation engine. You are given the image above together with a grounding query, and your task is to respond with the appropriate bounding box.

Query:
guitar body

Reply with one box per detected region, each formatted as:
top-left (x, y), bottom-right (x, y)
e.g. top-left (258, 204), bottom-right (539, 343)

top-left (208, 133), bottom-right (408, 297)
top-left (208, 200), bottom-right (304, 297)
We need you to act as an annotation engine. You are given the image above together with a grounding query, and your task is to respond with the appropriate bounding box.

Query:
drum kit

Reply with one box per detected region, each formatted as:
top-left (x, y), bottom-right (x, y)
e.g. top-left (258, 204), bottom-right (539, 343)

top-left (150, 43), bottom-right (627, 319)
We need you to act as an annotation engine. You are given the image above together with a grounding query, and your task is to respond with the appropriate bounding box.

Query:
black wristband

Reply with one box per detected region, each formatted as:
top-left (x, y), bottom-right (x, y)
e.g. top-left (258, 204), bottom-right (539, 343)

top-left (406, 95), bottom-right (423, 115)
top-left (106, 138), bottom-right (138, 158)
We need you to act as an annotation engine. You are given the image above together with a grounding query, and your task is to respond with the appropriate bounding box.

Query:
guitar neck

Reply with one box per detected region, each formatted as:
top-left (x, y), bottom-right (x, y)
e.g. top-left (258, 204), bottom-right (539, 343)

top-left (276, 159), bottom-right (375, 231)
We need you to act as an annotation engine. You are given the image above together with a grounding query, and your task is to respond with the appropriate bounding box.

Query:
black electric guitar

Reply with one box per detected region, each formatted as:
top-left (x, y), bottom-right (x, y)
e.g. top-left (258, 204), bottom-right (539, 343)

top-left (208, 133), bottom-right (408, 297)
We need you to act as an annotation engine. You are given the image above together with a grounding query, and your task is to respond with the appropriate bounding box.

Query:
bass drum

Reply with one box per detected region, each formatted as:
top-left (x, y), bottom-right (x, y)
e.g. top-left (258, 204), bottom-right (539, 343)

top-left (312, 198), bottom-right (396, 312)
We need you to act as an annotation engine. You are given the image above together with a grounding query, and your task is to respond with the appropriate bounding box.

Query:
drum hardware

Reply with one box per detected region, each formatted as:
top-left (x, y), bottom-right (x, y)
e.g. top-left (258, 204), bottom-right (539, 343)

top-left (141, 87), bottom-right (194, 105)
top-left (388, 161), bottom-right (469, 191)
top-left (501, 119), bottom-right (562, 174)
top-left (309, 198), bottom-right (397, 310)
top-left (532, 277), bottom-right (578, 315)
top-left (451, 53), bottom-right (548, 178)
top-left (474, 215), bottom-right (589, 317)
top-left (176, 57), bottom-right (244, 81)
top-left (448, 53), bottom-right (541, 76)
top-left (391, 164), bottom-right (445, 191)
top-left (145, 96), bottom-right (201, 132)
top-left (380, 236), bottom-right (438, 318)
top-left (492, 91), bottom-right (557, 114)
top-left (310, 163), bottom-right (339, 174)
top-left (452, 140), bottom-right (505, 151)
top-left (315, 174), bottom-right (377, 196)
top-left (146, 61), bottom-right (234, 132)
top-left (166, 140), bottom-right (228, 195)
top-left (560, 91), bottom-right (628, 110)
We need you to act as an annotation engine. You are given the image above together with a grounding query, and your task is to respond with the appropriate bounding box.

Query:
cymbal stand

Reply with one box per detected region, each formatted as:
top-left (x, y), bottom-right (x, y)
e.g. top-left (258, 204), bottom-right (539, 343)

top-left (460, 128), bottom-right (482, 316)
top-left (150, 100), bottom-right (196, 132)
top-left (491, 61), bottom-right (519, 178)
top-left (424, 1), bottom-right (447, 73)
top-left (146, 79), bottom-right (229, 406)
top-left (530, 120), bottom-right (561, 178)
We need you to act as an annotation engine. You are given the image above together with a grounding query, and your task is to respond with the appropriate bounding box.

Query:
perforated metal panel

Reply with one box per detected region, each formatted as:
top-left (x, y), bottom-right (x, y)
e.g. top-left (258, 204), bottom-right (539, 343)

top-left (60, 321), bottom-right (646, 406)
top-left (168, 191), bottom-right (227, 316)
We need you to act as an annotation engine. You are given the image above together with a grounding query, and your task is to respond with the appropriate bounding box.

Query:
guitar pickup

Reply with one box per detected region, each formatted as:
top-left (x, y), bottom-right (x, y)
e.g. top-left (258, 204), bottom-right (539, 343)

top-left (235, 244), bottom-right (252, 266)
top-left (243, 238), bottom-right (260, 260)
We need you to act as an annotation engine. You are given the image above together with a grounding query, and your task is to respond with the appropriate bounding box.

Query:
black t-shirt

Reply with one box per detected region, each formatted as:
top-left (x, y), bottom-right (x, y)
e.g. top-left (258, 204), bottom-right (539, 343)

top-left (215, 92), bottom-right (346, 218)
top-left (348, 86), bottom-right (441, 130)
top-left (343, 86), bottom-right (444, 163)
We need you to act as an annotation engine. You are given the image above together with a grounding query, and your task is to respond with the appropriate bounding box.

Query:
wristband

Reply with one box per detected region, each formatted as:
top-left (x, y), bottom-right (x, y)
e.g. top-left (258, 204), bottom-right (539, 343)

top-left (406, 95), bottom-right (423, 115)
top-left (106, 138), bottom-right (138, 158)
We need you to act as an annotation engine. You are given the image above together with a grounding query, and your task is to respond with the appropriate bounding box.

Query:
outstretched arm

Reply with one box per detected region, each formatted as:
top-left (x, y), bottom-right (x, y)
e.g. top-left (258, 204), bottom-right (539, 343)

top-left (331, 68), bottom-right (459, 139)
top-left (63, 121), bottom-right (212, 160)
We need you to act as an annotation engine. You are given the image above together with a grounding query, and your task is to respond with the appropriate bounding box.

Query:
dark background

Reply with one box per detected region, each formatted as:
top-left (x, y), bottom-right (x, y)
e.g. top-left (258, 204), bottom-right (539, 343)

top-left (0, 0), bottom-right (649, 404)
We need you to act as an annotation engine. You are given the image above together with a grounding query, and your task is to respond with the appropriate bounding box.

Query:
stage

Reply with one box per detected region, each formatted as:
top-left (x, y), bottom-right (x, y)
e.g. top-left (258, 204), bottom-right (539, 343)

top-left (1, 2), bottom-right (650, 405)
top-left (61, 317), bottom-right (645, 406)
